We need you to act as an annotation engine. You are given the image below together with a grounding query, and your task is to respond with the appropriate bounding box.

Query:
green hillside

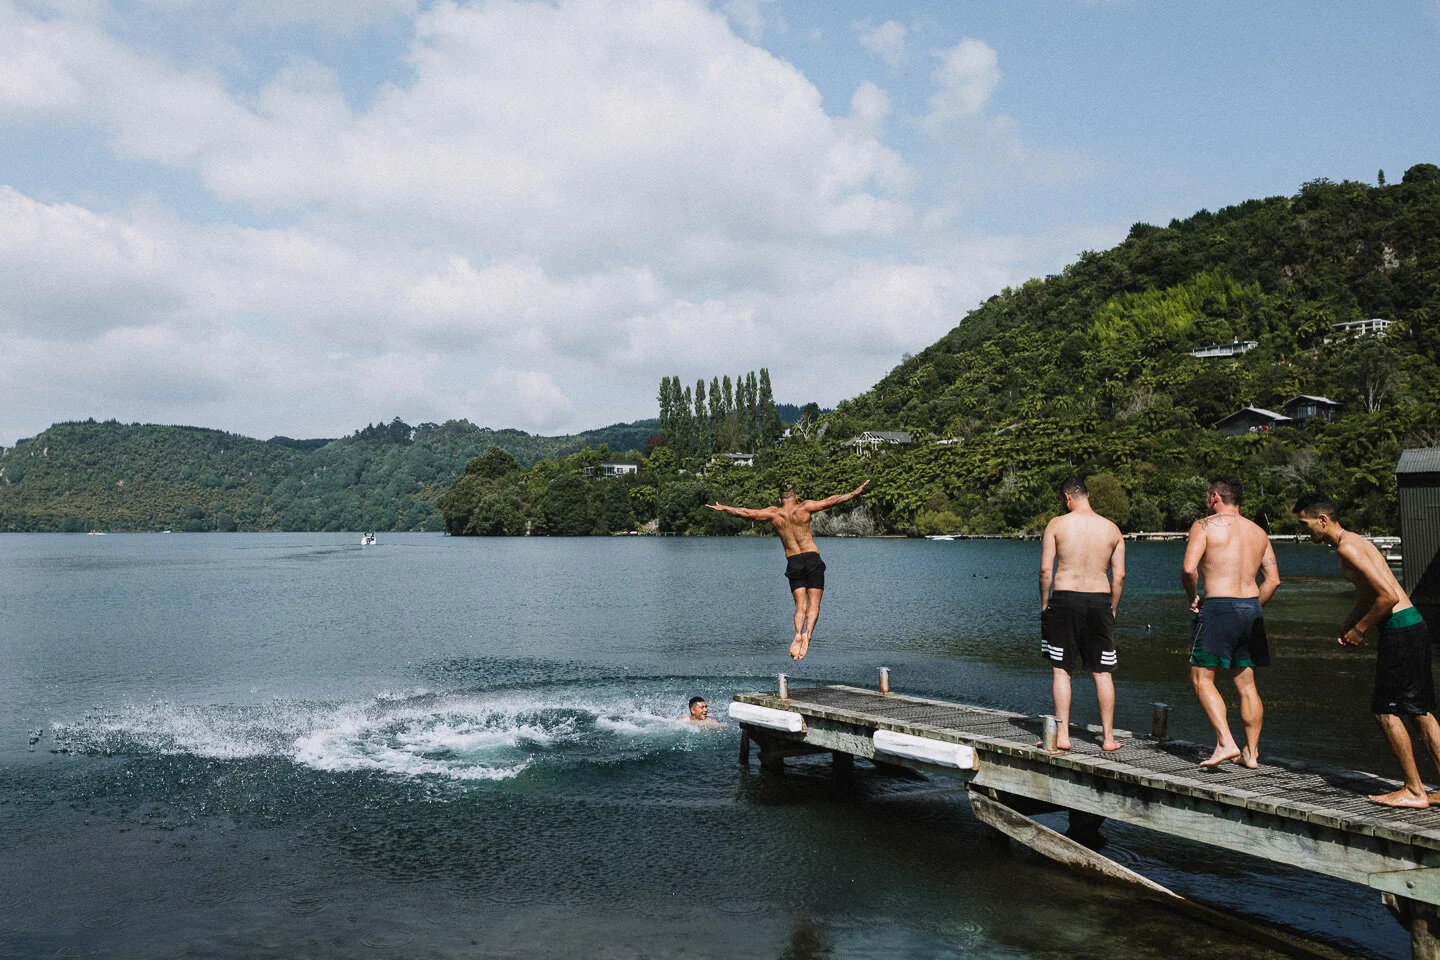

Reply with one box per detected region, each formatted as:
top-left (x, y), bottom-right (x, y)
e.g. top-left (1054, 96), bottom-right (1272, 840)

top-left (0, 417), bottom-right (659, 532)
top-left (439, 165), bottom-right (1440, 538)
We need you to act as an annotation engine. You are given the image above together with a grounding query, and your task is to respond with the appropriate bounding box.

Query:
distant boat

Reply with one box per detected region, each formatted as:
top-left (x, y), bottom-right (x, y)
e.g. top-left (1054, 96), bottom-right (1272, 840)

top-left (361, 532), bottom-right (377, 545)
top-left (87, 531), bottom-right (105, 536)
top-left (926, 535), bottom-right (956, 541)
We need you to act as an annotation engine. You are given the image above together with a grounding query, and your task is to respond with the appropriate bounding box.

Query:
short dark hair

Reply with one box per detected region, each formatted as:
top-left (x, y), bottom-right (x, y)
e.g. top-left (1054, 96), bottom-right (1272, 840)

top-left (1060, 476), bottom-right (1087, 499)
top-left (688, 696), bottom-right (706, 709)
top-left (779, 482), bottom-right (796, 497)
top-left (1209, 477), bottom-right (1243, 506)
top-left (1293, 493), bottom-right (1338, 519)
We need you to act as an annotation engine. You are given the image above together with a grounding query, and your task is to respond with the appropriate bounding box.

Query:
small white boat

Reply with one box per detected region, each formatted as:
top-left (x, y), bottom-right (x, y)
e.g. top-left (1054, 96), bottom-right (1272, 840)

top-left (925, 535), bottom-right (956, 541)
top-left (361, 532), bottom-right (377, 545)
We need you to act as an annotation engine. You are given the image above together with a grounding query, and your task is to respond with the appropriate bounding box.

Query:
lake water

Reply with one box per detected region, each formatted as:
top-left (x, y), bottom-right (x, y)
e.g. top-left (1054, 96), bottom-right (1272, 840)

top-left (0, 533), bottom-right (1414, 958)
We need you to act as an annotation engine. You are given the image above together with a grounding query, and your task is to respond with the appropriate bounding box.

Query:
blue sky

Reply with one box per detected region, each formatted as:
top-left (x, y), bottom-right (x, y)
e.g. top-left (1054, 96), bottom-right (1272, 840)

top-left (1, 0), bottom-right (1437, 445)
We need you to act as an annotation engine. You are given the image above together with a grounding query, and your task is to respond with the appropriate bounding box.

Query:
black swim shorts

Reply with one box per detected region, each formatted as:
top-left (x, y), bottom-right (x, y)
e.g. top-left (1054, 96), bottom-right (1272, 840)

top-left (1372, 607), bottom-right (1436, 716)
top-left (785, 551), bottom-right (826, 591)
top-left (1041, 590), bottom-right (1117, 673)
top-left (1189, 597), bottom-right (1268, 669)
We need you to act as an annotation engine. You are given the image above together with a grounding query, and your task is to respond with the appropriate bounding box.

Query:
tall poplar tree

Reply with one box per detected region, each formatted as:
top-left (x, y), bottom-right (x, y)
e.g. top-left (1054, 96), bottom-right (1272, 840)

top-left (757, 368), bottom-right (784, 446)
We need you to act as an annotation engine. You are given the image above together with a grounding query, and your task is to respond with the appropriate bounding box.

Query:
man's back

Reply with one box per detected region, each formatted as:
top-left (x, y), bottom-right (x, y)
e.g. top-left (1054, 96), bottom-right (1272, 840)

top-left (1192, 513), bottom-right (1271, 598)
top-left (1049, 511), bottom-right (1122, 593)
top-left (767, 502), bottom-right (818, 556)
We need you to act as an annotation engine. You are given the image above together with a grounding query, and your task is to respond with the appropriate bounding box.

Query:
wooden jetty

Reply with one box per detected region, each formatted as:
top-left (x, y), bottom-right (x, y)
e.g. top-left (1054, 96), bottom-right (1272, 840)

top-left (732, 679), bottom-right (1440, 959)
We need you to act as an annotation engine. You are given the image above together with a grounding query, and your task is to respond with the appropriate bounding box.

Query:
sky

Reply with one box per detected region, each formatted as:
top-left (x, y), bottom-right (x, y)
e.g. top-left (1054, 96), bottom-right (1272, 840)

top-left (2, 0), bottom-right (1438, 446)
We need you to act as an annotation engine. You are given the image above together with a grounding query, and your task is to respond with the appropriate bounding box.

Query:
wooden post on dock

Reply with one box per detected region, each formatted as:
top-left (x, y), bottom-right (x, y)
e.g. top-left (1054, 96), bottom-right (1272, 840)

top-left (1151, 702), bottom-right (1170, 741)
top-left (1385, 895), bottom-right (1440, 960)
top-left (737, 729), bottom-right (751, 767)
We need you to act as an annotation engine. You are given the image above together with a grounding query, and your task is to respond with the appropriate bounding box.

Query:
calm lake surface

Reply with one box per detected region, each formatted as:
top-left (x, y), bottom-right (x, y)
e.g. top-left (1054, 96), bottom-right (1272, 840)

top-left (0, 533), bottom-right (1414, 958)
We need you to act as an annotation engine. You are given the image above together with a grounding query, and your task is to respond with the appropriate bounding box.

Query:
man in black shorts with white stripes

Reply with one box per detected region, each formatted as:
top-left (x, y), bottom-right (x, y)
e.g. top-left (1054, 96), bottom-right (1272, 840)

top-left (1039, 477), bottom-right (1126, 751)
top-left (708, 480), bottom-right (869, 661)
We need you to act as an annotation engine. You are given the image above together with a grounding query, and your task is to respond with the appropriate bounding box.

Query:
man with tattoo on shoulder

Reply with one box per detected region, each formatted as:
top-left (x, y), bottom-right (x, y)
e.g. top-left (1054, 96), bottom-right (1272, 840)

top-left (1181, 478), bottom-right (1281, 769)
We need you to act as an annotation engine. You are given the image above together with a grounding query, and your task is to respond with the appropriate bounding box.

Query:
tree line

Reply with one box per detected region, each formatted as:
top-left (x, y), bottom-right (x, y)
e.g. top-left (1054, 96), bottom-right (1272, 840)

top-left (656, 369), bottom-right (786, 458)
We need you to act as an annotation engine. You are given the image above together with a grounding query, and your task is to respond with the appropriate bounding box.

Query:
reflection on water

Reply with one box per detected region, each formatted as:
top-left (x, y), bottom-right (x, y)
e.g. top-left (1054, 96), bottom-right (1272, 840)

top-left (0, 533), bottom-right (1413, 958)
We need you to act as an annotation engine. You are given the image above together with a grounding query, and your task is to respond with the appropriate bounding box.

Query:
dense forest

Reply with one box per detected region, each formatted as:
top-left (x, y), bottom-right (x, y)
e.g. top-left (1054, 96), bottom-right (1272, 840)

top-left (0, 417), bottom-right (658, 532)
top-left (439, 165), bottom-right (1440, 538)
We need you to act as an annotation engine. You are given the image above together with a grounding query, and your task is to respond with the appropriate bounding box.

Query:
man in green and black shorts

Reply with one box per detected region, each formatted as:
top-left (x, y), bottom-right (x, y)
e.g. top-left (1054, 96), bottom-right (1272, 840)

top-left (1295, 494), bottom-right (1440, 809)
top-left (1181, 479), bottom-right (1281, 768)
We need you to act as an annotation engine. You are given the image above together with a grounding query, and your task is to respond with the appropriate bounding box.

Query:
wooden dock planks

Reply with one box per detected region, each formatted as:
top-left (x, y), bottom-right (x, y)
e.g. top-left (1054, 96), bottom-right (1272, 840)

top-left (733, 683), bottom-right (1440, 852)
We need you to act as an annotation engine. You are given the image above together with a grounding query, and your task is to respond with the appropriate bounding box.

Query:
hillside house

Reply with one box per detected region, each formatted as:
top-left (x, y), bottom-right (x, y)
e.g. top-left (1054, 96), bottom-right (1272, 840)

top-left (1189, 340), bottom-right (1258, 359)
top-left (1332, 318), bottom-right (1392, 337)
top-left (846, 430), bottom-right (913, 452)
top-left (710, 452), bottom-right (755, 468)
top-left (1214, 407), bottom-right (1293, 435)
top-left (1281, 395), bottom-right (1342, 424)
top-left (584, 462), bottom-right (639, 479)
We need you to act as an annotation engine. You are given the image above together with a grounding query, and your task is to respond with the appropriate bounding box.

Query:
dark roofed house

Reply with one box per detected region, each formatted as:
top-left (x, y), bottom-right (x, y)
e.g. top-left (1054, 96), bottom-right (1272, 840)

top-left (1213, 407), bottom-right (1293, 436)
top-left (1281, 395), bottom-right (1342, 423)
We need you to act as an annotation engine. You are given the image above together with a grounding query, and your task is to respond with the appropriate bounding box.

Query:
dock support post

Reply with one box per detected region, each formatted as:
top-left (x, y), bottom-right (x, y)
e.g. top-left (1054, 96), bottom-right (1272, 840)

top-left (1066, 809), bottom-right (1106, 848)
top-left (777, 673), bottom-right (789, 700)
top-left (831, 751), bottom-right (853, 778)
top-left (738, 729), bottom-right (751, 768)
top-left (1384, 895), bottom-right (1440, 960)
top-left (1151, 702), bottom-right (1170, 741)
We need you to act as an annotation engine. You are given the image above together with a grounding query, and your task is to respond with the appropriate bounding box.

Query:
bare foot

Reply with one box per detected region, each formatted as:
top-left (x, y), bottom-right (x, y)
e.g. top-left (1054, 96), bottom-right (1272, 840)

top-left (1235, 747), bottom-right (1259, 769)
top-left (1035, 736), bottom-right (1071, 751)
top-left (1199, 745), bottom-right (1241, 768)
top-left (789, 633), bottom-right (804, 659)
top-left (1427, 789), bottom-right (1440, 805)
top-left (1369, 788), bottom-right (1429, 809)
top-left (1101, 739), bottom-right (1122, 752)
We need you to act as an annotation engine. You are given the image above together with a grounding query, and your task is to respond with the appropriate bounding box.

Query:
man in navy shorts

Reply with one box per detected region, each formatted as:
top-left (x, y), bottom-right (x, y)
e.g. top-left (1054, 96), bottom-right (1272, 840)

top-left (1182, 478), bottom-right (1281, 768)
top-left (1295, 494), bottom-right (1440, 808)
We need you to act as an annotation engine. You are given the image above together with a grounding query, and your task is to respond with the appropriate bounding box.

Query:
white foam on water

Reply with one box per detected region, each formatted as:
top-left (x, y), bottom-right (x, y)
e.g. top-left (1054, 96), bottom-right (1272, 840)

top-left (52, 686), bottom-right (698, 783)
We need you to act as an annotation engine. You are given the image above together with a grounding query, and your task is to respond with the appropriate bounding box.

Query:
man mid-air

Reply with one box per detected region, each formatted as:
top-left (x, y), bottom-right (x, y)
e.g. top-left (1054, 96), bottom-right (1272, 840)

top-left (708, 480), bottom-right (869, 660)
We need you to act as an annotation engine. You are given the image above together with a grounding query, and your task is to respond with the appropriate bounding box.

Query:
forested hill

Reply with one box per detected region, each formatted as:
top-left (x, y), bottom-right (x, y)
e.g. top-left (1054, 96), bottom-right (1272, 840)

top-left (816, 165), bottom-right (1440, 533)
top-left (0, 417), bottom-right (658, 532)
top-left (434, 165), bottom-right (1440, 540)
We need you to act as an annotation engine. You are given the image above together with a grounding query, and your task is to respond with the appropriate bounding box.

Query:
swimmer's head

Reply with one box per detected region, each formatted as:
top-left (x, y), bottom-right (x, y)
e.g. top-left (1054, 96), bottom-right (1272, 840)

top-left (688, 697), bottom-right (709, 720)
top-left (779, 482), bottom-right (797, 502)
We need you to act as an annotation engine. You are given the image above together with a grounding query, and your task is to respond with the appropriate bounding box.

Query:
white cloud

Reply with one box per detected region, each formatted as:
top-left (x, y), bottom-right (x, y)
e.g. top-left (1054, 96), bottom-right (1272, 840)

top-left (855, 19), bottom-right (907, 69)
top-left (923, 38), bottom-right (1001, 134)
top-left (721, 0), bottom-right (780, 41)
top-left (468, 369), bottom-right (574, 432)
top-left (0, 0), bottom-right (1095, 445)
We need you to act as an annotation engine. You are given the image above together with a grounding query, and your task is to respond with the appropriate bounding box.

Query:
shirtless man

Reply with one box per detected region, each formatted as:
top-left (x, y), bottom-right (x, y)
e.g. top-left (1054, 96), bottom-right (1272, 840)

top-left (1181, 478), bottom-right (1280, 769)
top-left (708, 480), bottom-right (869, 660)
top-left (1039, 477), bottom-right (1126, 751)
top-left (1294, 494), bottom-right (1440, 808)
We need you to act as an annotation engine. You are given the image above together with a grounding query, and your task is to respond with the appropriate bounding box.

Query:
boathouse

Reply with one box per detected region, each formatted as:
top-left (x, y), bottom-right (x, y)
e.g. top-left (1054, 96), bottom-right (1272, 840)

top-left (1398, 448), bottom-right (1440, 607)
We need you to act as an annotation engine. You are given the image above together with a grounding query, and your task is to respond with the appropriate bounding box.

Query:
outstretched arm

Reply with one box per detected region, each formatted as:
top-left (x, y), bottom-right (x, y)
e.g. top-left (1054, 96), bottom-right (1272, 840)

top-left (805, 480), bottom-right (870, 513)
top-left (707, 502), bottom-right (774, 521)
